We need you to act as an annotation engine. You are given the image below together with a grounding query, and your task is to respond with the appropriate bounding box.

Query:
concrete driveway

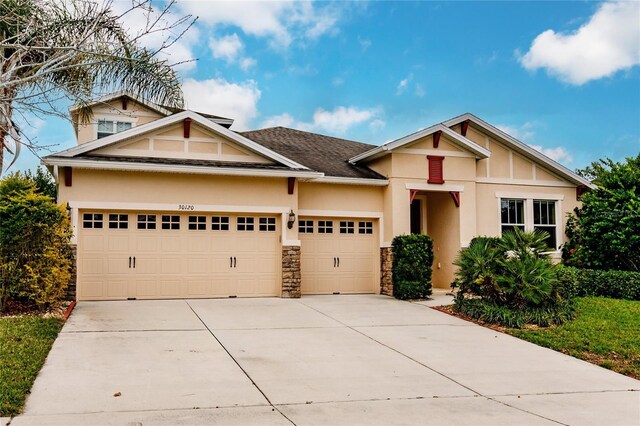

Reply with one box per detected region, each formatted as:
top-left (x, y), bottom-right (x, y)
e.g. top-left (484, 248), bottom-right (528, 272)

top-left (11, 295), bottom-right (640, 425)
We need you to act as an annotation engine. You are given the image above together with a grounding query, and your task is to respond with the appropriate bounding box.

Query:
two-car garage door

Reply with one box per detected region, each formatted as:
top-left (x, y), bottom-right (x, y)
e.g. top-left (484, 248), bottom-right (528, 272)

top-left (77, 211), bottom-right (280, 300)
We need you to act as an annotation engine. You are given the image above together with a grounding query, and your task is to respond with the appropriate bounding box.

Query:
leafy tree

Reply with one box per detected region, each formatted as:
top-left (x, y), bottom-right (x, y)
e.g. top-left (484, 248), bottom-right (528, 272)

top-left (563, 155), bottom-right (640, 271)
top-left (0, 174), bottom-right (72, 311)
top-left (0, 0), bottom-right (194, 171)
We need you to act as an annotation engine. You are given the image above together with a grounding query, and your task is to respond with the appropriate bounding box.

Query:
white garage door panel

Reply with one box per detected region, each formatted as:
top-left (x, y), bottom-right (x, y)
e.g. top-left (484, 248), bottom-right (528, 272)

top-left (77, 212), bottom-right (280, 300)
top-left (300, 217), bottom-right (378, 295)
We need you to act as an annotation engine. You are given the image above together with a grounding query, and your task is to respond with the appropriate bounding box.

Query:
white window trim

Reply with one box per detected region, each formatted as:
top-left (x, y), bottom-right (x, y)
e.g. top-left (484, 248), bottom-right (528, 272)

top-left (95, 116), bottom-right (137, 140)
top-left (496, 194), bottom-right (562, 254)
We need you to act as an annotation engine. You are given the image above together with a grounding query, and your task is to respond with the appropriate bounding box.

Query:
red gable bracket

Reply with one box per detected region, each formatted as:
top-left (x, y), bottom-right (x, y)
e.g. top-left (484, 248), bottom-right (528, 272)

top-left (409, 189), bottom-right (418, 204)
top-left (449, 191), bottom-right (460, 208)
top-left (288, 177), bottom-right (296, 195)
top-left (183, 117), bottom-right (192, 138)
top-left (433, 130), bottom-right (442, 148)
top-left (461, 119), bottom-right (470, 137)
top-left (576, 185), bottom-right (589, 201)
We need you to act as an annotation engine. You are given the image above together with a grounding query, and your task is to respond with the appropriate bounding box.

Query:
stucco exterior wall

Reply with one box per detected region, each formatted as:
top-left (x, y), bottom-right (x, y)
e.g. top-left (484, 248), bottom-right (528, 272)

top-left (427, 191), bottom-right (461, 289)
top-left (297, 182), bottom-right (383, 214)
top-left (75, 99), bottom-right (164, 144)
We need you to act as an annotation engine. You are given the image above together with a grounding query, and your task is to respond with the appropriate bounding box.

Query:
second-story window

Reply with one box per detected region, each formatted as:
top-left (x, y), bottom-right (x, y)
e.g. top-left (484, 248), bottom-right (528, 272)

top-left (97, 120), bottom-right (132, 139)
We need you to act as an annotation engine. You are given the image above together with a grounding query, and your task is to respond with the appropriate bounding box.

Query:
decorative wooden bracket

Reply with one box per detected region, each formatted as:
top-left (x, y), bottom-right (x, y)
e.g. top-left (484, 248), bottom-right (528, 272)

top-left (433, 130), bottom-right (442, 148)
top-left (64, 167), bottom-right (72, 187)
top-left (449, 191), bottom-right (460, 208)
top-left (461, 119), bottom-right (470, 137)
top-left (576, 185), bottom-right (588, 201)
top-left (409, 189), bottom-right (418, 204)
top-left (288, 177), bottom-right (296, 195)
top-left (183, 118), bottom-right (192, 138)
top-left (121, 96), bottom-right (128, 110)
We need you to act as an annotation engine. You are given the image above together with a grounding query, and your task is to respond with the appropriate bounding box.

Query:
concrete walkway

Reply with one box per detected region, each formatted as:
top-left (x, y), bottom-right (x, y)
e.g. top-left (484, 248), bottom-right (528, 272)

top-left (11, 295), bottom-right (640, 425)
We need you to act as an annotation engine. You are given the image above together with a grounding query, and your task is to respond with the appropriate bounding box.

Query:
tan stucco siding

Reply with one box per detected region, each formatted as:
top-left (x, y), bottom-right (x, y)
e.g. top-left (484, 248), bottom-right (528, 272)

top-left (427, 191), bottom-right (461, 289)
top-left (367, 156), bottom-right (392, 178)
top-left (76, 99), bottom-right (164, 144)
top-left (59, 169), bottom-right (299, 241)
top-left (91, 122), bottom-right (274, 164)
top-left (391, 153), bottom-right (476, 181)
top-left (298, 182), bottom-right (384, 215)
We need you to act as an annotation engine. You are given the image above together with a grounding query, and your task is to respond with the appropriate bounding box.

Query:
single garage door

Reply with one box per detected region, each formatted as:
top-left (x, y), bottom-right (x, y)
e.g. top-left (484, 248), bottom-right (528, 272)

top-left (77, 211), bottom-right (280, 300)
top-left (299, 217), bottom-right (378, 294)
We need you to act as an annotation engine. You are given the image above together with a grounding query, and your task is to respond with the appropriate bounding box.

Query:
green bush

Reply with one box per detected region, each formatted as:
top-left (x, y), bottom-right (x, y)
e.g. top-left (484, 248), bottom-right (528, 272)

top-left (452, 228), bottom-right (574, 327)
top-left (392, 234), bottom-right (433, 300)
top-left (0, 174), bottom-right (72, 312)
top-left (556, 266), bottom-right (640, 301)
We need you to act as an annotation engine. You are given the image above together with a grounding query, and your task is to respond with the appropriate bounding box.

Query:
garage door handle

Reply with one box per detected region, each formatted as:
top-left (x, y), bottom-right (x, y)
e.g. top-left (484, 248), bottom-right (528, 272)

top-left (230, 256), bottom-right (233, 268)
top-left (129, 256), bottom-right (132, 268)
top-left (133, 256), bottom-right (136, 269)
top-left (337, 257), bottom-right (340, 267)
top-left (333, 257), bottom-right (336, 267)
top-left (234, 256), bottom-right (237, 268)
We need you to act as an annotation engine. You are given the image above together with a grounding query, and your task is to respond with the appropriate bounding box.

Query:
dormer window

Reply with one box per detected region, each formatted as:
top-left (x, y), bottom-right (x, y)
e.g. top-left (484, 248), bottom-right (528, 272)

top-left (97, 119), bottom-right (132, 139)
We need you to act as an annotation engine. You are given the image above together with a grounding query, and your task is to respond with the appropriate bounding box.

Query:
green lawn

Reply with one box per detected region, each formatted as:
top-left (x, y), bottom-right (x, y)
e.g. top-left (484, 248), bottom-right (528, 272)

top-left (507, 297), bottom-right (640, 379)
top-left (0, 316), bottom-right (63, 417)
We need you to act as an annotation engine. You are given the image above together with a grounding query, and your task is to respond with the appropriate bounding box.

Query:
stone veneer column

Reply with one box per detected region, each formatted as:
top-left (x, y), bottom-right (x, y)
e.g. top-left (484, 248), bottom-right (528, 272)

top-left (67, 244), bottom-right (77, 300)
top-left (281, 246), bottom-right (301, 298)
top-left (380, 247), bottom-right (393, 296)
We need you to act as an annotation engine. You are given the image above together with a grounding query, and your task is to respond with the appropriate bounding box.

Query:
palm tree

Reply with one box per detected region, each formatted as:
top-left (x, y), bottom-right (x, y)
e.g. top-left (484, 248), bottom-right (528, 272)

top-left (0, 0), bottom-right (193, 171)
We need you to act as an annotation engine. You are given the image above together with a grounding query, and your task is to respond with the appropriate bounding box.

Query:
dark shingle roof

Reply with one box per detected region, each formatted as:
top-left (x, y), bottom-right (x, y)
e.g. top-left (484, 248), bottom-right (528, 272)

top-left (52, 155), bottom-right (294, 171)
top-left (239, 127), bottom-right (384, 179)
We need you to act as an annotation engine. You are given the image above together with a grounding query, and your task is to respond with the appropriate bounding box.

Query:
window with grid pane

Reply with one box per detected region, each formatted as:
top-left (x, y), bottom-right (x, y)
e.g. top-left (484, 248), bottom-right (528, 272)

top-left (259, 217), bottom-right (276, 232)
top-left (500, 199), bottom-right (524, 235)
top-left (358, 221), bottom-right (373, 234)
top-left (82, 213), bottom-right (103, 229)
top-left (534, 200), bottom-right (557, 250)
top-left (188, 215), bottom-right (206, 230)
top-left (339, 221), bottom-right (355, 234)
top-left (161, 215), bottom-right (180, 230)
top-left (108, 214), bottom-right (128, 229)
top-left (299, 220), bottom-right (314, 233)
top-left (211, 216), bottom-right (229, 231)
top-left (237, 217), bottom-right (254, 231)
top-left (318, 220), bottom-right (333, 234)
top-left (137, 214), bottom-right (156, 230)
top-left (97, 120), bottom-right (132, 139)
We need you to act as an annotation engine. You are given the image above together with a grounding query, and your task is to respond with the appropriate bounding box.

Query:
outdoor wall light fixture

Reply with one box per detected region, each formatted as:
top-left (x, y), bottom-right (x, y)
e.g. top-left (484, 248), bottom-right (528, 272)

top-left (287, 209), bottom-right (296, 229)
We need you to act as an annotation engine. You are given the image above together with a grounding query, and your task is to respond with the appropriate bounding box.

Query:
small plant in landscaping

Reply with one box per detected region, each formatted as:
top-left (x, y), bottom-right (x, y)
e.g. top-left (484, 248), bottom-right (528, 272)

top-left (392, 234), bottom-right (433, 300)
top-left (452, 228), bottom-right (574, 327)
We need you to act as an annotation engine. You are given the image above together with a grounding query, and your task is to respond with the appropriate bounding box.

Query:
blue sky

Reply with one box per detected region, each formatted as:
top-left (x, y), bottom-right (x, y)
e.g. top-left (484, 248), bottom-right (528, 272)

top-left (10, 0), bottom-right (640, 173)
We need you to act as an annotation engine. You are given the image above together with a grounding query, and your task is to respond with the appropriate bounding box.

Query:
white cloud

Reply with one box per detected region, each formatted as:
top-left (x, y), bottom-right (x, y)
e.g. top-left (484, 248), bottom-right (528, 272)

top-left (519, 1), bottom-right (640, 85)
top-left (530, 145), bottom-right (573, 164)
top-left (396, 74), bottom-right (413, 95)
top-left (261, 113), bottom-right (295, 128)
top-left (181, 78), bottom-right (261, 130)
top-left (332, 76), bottom-right (345, 87)
top-left (496, 122), bottom-right (536, 143)
top-left (415, 84), bottom-right (425, 97)
top-left (261, 106), bottom-right (383, 134)
top-left (210, 33), bottom-right (243, 62)
top-left (497, 122), bottom-right (572, 164)
top-left (358, 36), bottom-right (372, 51)
top-left (178, 1), bottom-right (343, 49)
top-left (109, 1), bottom-right (198, 71)
top-left (239, 57), bottom-right (257, 71)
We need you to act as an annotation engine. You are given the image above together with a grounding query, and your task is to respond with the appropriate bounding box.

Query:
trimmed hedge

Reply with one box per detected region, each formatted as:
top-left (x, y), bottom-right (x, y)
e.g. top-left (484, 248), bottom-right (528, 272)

top-left (455, 298), bottom-right (575, 328)
top-left (557, 266), bottom-right (640, 301)
top-left (392, 234), bottom-right (433, 300)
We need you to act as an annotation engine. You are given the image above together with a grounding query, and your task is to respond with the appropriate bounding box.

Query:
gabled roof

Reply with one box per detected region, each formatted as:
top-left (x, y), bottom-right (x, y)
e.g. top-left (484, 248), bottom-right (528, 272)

top-left (50, 110), bottom-right (309, 170)
top-left (348, 123), bottom-right (491, 164)
top-left (239, 127), bottom-right (386, 180)
top-left (68, 91), bottom-right (234, 128)
top-left (442, 113), bottom-right (595, 189)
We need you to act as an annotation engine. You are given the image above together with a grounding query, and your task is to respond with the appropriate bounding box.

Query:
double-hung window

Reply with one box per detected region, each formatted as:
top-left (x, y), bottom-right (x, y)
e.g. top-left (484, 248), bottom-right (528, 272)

top-left (97, 120), bottom-right (132, 139)
top-left (500, 197), bottom-right (559, 251)
top-left (533, 200), bottom-right (557, 250)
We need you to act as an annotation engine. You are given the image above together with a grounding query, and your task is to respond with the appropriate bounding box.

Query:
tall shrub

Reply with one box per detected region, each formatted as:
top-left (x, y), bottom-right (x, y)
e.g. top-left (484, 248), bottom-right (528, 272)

top-left (392, 234), bottom-right (433, 300)
top-left (0, 175), bottom-right (72, 311)
top-left (563, 155), bottom-right (640, 271)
